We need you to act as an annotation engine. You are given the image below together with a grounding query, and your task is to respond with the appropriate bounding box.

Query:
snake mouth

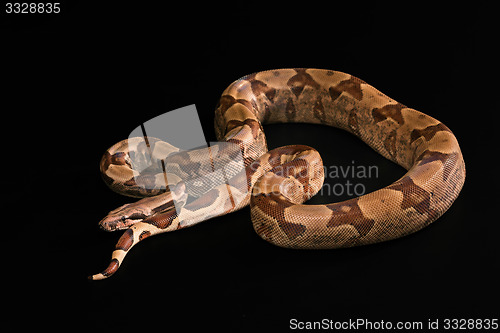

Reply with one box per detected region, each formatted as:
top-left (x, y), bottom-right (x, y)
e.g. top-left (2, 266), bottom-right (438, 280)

top-left (99, 212), bottom-right (148, 231)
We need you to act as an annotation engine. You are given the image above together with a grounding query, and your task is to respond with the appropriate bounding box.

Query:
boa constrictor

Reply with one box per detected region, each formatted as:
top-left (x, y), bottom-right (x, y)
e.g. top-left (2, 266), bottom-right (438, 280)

top-left (90, 68), bottom-right (465, 280)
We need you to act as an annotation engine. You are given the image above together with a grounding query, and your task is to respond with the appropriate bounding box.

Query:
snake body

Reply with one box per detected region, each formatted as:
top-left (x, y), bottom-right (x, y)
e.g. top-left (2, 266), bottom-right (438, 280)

top-left (90, 68), bottom-right (465, 280)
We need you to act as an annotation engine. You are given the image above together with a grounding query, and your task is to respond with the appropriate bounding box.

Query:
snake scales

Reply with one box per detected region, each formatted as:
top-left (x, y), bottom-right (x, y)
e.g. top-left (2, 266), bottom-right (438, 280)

top-left (90, 68), bottom-right (465, 280)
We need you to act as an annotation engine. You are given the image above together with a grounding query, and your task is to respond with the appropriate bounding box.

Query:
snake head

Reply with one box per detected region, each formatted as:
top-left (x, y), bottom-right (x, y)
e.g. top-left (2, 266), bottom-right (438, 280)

top-left (99, 183), bottom-right (186, 232)
top-left (99, 202), bottom-right (152, 231)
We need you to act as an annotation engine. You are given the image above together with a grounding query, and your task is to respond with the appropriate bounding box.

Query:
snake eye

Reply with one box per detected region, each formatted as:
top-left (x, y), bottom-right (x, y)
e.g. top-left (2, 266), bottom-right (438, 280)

top-left (121, 216), bottom-right (127, 222)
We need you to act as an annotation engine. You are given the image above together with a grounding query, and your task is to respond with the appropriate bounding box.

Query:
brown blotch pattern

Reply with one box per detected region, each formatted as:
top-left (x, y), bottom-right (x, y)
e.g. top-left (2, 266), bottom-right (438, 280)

top-left (348, 109), bottom-right (359, 134)
top-left (416, 151), bottom-right (458, 181)
top-left (383, 130), bottom-right (398, 157)
top-left (166, 152), bottom-right (201, 178)
top-left (144, 209), bottom-right (177, 229)
top-left (329, 78), bottom-right (364, 101)
top-left (217, 95), bottom-right (254, 116)
top-left (226, 118), bottom-right (261, 139)
top-left (115, 229), bottom-right (134, 251)
top-left (387, 176), bottom-right (433, 216)
top-left (254, 193), bottom-right (306, 240)
top-left (285, 98), bottom-right (296, 121)
top-left (151, 201), bottom-right (175, 214)
top-left (287, 68), bottom-right (320, 98)
top-left (410, 123), bottom-right (451, 144)
top-left (100, 151), bottom-right (131, 186)
top-left (326, 200), bottom-right (375, 237)
top-left (249, 79), bottom-right (276, 102)
top-left (252, 216), bottom-right (275, 243)
top-left (108, 151), bottom-right (128, 166)
top-left (313, 96), bottom-right (327, 123)
top-left (372, 103), bottom-right (405, 125)
top-left (139, 230), bottom-right (151, 241)
top-left (416, 150), bottom-right (451, 166)
top-left (102, 259), bottom-right (120, 277)
top-left (261, 102), bottom-right (272, 123)
top-left (278, 219), bottom-right (307, 240)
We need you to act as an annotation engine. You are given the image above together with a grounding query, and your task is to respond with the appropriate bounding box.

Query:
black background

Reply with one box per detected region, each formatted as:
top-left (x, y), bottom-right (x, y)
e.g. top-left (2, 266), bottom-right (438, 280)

top-left (2, 2), bottom-right (498, 331)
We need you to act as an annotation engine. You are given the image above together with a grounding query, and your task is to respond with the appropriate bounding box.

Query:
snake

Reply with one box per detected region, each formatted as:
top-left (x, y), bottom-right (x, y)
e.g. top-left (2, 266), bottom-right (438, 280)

top-left (89, 68), bottom-right (465, 280)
